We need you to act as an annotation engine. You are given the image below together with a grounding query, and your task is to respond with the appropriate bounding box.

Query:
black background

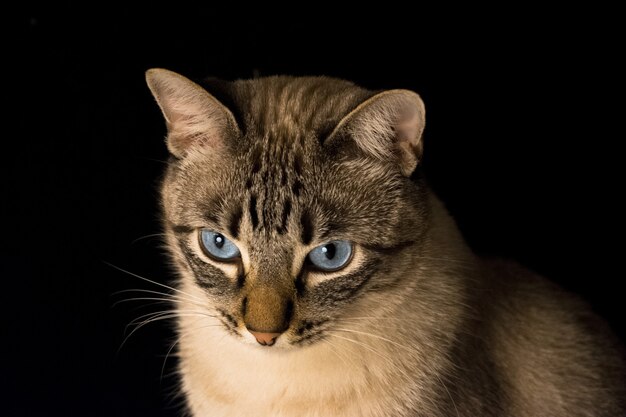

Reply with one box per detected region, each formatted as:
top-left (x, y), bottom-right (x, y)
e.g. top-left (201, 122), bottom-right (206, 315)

top-left (6, 9), bottom-right (623, 416)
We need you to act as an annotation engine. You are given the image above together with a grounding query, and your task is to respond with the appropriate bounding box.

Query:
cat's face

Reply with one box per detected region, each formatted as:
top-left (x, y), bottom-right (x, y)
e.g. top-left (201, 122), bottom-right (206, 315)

top-left (148, 69), bottom-right (427, 349)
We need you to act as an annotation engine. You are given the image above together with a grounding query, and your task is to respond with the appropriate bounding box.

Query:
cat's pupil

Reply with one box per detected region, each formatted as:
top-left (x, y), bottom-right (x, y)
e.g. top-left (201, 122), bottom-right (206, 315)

top-left (321, 244), bottom-right (336, 260)
top-left (214, 234), bottom-right (225, 249)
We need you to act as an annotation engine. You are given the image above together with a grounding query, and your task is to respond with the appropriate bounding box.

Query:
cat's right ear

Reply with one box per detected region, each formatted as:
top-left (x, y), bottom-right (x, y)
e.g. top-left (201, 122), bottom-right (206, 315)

top-left (325, 90), bottom-right (425, 177)
top-left (145, 68), bottom-right (239, 158)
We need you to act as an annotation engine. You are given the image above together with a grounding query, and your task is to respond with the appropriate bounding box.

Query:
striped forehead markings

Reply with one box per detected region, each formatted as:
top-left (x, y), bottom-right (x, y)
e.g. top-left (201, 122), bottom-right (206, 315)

top-left (227, 205), bottom-right (243, 239)
top-left (249, 194), bottom-right (259, 230)
top-left (276, 199), bottom-right (292, 235)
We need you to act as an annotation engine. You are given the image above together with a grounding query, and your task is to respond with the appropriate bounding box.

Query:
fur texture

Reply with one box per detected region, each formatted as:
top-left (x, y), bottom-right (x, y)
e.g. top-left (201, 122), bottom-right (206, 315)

top-left (146, 69), bottom-right (626, 417)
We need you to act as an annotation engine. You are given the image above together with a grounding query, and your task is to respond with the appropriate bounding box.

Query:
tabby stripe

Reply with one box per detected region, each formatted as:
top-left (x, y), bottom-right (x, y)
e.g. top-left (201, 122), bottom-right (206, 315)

top-left (277, 199), bottom-right (292, 234)
top-left (171, 224), bottom-right (194, 234)
top-left (204, 213), bottom-right (220, 225)
top-left (293, 153), bottom-right (303, 176)
top-left (300, 210), bottom-right (314, 245)
top-left (250, 147), bottom-right (262, 174)
top-left (304, 260), bottom-right (379, 306)
top-left (181, 241), bottom-right (233, 295)
top-left (295, 268), bottom-right (306, 296)
top-left (363, 240), bottom-right (416, 255)
top-left (291, 179), bottom-right (302, 197)
top-left (249, 195), bottom-right (259, 229)
top-left (324, 261), bottom-right (379, 302)
top-left (236, 264), bottom-right (246, 288)
top-left (228, 205), bottom-right (243, 239)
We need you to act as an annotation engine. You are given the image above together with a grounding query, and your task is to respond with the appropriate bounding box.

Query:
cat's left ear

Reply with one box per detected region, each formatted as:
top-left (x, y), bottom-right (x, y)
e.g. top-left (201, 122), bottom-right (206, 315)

top-left (326, 90), bottom-right (425, 176)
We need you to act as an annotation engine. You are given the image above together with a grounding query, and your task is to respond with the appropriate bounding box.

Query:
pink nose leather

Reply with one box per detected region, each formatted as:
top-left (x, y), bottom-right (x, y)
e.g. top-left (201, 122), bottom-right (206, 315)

top-left (249, 331), bottom-right (281, 346)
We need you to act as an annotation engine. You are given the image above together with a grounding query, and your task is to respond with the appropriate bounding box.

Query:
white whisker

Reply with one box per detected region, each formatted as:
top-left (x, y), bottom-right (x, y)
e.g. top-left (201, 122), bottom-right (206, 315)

top-left (127, 309), bottom-right (215, 330)
top-left (339, 316), bottom-right (416, 323)
top-left (334, 328), bottom-right (419, 353)
top-left (118, 314), bottom-right (178, 355)
top-left (112, 289), bottom-right (207, 312)
top-left (131, 233), bottom-right (167, 245)
top-left (321, 338), bottom-right (358, 369)
top-left (113, 297), bottom-right (176, 308)
top-left (118, 312), bottom-right (215, 355)
top-left (326, 332), bottom-right (393, 364)
top-left (113, 296), bottom-right (205, 309)
top-left (112, 288), bottom-right (180, 298)
top-left (104, 261), bottom-right (203, 303)
top-left (334, 326), bottom-right (459, 416)
top-left (159, 321), bottom-right (224, 382)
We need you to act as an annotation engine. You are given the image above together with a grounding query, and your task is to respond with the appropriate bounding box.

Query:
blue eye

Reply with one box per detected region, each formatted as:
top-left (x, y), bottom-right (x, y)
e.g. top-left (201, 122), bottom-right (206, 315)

top-left (199, 230), bottom-right (240, 261)
top-left (307, 241), bottom-right (353, 272)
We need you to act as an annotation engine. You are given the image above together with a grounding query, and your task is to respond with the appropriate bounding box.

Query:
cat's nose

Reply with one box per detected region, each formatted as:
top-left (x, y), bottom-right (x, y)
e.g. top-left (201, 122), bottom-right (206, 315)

top-left (248, 330), bottom-right (282, 346)
top-left (241, 286), bottom-right (294, 346)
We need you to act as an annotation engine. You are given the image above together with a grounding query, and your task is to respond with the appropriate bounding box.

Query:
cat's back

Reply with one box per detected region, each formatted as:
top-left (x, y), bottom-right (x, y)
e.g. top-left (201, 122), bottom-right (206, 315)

top-left (482, 259), bottom-right (626, 416)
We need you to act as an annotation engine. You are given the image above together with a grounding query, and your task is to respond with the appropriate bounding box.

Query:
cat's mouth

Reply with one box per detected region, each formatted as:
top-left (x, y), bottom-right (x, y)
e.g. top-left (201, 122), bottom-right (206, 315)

top-left (217, 309), bottom-right (329, 347)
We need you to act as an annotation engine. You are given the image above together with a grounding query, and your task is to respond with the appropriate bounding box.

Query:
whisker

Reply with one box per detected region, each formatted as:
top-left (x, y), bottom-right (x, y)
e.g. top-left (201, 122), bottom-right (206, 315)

top-left (118, 314), bottom-right (178, 355)
top-left (118, 312), bottom-right (215, 355)
top-left (112, 288), bottom-right (176, 297)
top-left (131, 233), bottom-right (167, 245)
top-left (339, 316), bottom-right (416, 323)
top-left (113, 297), bottom-right (176, 308)
top-left (127, 310), bottom-right (177, 330)
top-left (159, 321), bottom-right (223, 382)
top-left (113, 296), bottom-right (206, 309)
top-left (329, 330), bottom-right (458, 416)
top-left (112, 289), bottom-right (207, 311)
top-left (321, 338), bottom-right (358, 369)
top-left (104, 261), bottom-right (204, 303)
top-left (326, 332), bottom-right (393, 364)
top-left (326, 332), bottom-right (412, 379)
top-left (136, 156), bottom-right (169, 165)
top-left (126, 309), bottom-right (215, 330)
top-left (333, 328), bottom-right (419, 353)
top-left (334, 326), bottom-right (459, 416)
top-left (161, 336), bottom-right (182, 382)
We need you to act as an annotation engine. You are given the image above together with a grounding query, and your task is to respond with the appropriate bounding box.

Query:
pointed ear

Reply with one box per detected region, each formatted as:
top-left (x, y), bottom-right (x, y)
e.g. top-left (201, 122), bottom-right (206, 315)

top-left (145, 68), bottom-right (239, 158)
top-left (326, 90), bottom-right (425, 176)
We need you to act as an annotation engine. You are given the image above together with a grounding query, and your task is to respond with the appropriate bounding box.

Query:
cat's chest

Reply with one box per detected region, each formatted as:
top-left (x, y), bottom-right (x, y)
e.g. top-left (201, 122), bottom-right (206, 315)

top-left (180, 334), bottom-right (405, 417)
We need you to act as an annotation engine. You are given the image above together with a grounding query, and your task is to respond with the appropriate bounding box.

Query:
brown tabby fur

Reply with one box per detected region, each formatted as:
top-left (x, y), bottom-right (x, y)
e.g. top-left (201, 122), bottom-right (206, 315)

top-left (146, 68), bottom-right (625, 417)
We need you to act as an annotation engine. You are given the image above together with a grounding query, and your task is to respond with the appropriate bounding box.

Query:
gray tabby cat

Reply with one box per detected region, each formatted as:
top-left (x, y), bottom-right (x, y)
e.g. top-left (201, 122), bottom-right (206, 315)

top-left (145, 68), bottom-right (625, 417)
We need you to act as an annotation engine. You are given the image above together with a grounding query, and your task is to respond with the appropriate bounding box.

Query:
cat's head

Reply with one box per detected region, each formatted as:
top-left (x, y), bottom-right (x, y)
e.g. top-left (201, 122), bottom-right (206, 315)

top-left (146, 69), bottom-right (429, 348)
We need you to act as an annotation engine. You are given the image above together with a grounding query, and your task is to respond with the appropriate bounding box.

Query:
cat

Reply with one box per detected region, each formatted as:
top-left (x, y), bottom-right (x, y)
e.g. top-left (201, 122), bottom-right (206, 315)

top-left (145, 68), bottom-right (625, 417)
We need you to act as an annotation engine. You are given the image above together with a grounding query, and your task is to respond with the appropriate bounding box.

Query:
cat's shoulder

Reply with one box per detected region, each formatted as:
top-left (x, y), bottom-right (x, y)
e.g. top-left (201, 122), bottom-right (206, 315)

top-left (479, 258), bottom-right (626, 414)
top-left (481, 258), bottom-right (623, 362)
top-left (482, 258), bottom-right (596, 321)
